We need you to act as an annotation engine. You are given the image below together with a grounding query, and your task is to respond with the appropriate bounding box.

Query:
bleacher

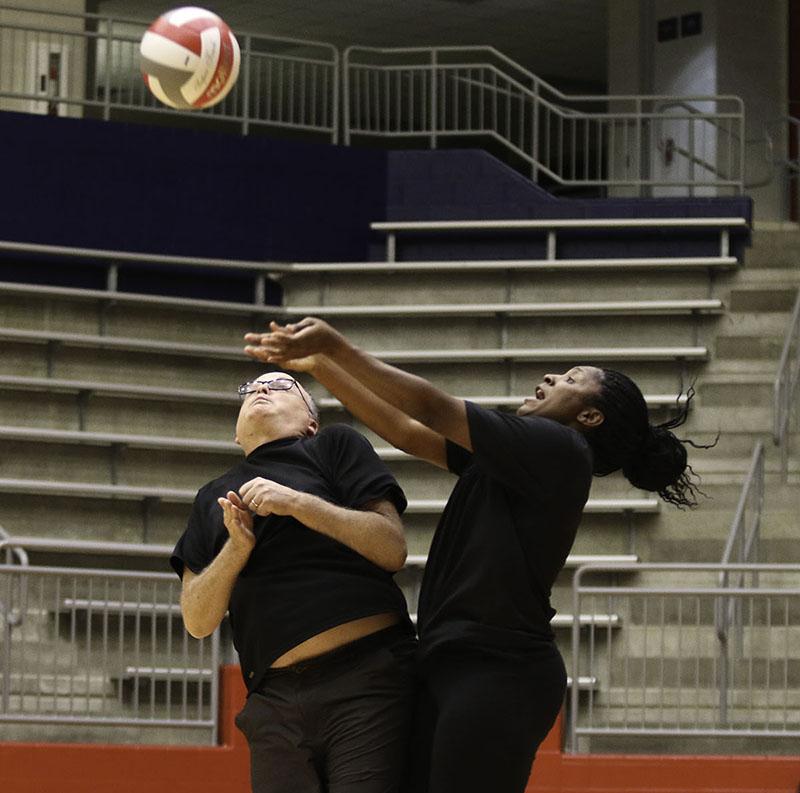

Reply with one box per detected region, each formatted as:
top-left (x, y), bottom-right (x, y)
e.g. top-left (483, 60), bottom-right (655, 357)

top-left (2, 193), bottom-right (799, 755)
top-left (0, 52), bottom-right (798, 779)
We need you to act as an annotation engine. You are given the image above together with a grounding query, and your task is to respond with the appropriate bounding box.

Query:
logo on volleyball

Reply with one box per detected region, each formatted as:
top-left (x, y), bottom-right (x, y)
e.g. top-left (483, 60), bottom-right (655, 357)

top-left (140, 6), bottom-right (240, 110)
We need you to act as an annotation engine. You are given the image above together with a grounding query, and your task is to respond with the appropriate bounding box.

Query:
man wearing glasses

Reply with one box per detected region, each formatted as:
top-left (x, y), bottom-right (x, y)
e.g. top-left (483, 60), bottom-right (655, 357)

top-left (170, 372), bottom-right (415, 793)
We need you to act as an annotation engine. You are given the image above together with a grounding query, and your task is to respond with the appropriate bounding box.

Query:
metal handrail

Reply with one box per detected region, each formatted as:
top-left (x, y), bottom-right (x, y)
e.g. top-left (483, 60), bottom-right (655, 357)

top-left (0, 526), bottom-right (29, 568)
top-left (714, 441), bottom-right (765, 726)
top-left (0, 537), bottom-right (172, 561)
top-left (0, 526), bottom-right (27, 628)
top-left (0, 8), bottom-right (746, 192)
top-left (774, 288), bottom-right (800, 477)
top-left (717, 442), bottom-right (766, 585)
top-left (344, 44), bottom-right (745, 106)
top-left (0, 240), bottom-right (290, 272)
top-left (569, 561), bottom-right (800, 752)
top-left (0, 4), bottom-right (339, 141)
top-left (651, 100), bottom-right (744, 189)
top-left (0, 562), bottom-right (220, 742)
top-left (0, 537), bottom-right (171, 640)
top-left (0, 238), bottom-right (289, 306)
top-left (343, 44), bottom-right (745, 193)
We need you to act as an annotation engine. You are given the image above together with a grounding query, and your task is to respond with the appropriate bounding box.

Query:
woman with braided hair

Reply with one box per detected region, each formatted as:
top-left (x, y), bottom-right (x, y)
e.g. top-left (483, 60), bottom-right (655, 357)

top-left (243, 318), bottom-right (709, 793)
top-left (581, 369), bottom-right (710, 509)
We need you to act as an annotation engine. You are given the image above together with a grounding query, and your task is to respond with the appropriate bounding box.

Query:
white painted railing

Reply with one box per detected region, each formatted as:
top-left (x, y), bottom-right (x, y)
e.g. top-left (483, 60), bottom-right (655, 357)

top-left (0, 7), bottom-right (746, 193)
top-left (569, 562), bottom-right (800, 753)
top-left (343, 45), bottom-right (745, 195)
top-left (0, 4), bottom-right (339, 140)
top-left (774, 289), bottom-right (800, 476)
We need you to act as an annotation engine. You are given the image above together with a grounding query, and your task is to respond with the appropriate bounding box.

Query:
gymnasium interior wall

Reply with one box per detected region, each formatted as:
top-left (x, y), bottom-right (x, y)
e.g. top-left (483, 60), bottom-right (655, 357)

top-left (0, 0), bottom-right (87, 118)
top-left (608, 0), bottom-right (789, 219)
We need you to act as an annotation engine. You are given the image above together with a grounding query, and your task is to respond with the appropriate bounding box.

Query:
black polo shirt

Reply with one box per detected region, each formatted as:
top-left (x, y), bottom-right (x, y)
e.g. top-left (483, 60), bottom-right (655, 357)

top-left (170, 424), bottom-right (410, 692)
top-left (417, 402), bottom-right (593, 660)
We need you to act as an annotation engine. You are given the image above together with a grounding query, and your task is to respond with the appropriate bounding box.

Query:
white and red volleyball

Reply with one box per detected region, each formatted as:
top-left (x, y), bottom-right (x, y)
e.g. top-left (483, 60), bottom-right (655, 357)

top-left (140, 6), bottom-right (240, 110)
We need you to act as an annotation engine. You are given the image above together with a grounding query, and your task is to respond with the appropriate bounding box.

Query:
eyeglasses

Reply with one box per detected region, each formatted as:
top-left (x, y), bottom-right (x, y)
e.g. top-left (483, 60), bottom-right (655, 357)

top-left (238, 377), bottom-right (315, 417)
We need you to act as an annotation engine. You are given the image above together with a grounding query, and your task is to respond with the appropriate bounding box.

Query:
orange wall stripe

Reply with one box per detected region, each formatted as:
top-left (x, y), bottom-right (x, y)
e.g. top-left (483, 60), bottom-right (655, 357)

top-left (1, 665), bottom-right (798, 793)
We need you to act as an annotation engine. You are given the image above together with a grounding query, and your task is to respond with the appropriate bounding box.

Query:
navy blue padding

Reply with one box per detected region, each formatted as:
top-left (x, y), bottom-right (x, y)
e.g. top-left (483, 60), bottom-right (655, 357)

top-left (383, 149), bottom-right (752, 263)
top-left (0, 112), bottom-right (752, 300)
top-left (0, 110), bottom-right (387, 280)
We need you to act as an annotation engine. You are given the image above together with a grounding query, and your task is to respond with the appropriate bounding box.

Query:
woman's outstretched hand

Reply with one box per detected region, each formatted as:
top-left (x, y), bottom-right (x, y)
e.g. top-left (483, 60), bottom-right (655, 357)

top-left (243, 318), bottom-right (343, 371)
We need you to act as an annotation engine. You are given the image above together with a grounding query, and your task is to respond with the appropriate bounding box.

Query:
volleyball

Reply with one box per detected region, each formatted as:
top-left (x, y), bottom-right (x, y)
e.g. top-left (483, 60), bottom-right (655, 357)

top-left (140, 6), bottom-right (241, 110)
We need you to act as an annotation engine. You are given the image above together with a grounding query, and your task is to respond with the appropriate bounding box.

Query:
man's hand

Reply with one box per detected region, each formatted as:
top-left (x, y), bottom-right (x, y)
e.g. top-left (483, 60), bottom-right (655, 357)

top-left (244, 318), bottom-right (344, 368)
top-left (239, 477), bottom-right (301, 518)
top-left (217, 490), bottom-right (256, 555)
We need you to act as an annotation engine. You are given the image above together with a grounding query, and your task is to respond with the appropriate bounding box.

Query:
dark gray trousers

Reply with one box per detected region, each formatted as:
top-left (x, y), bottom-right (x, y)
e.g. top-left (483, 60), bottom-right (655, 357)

top-left (235, 626), bottom-right (417, 793)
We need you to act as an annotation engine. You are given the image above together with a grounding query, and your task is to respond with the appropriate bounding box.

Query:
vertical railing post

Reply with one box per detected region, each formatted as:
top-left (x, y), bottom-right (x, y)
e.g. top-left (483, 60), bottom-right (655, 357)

top-left (738, 103), bottom-right (746, 195)
top-left (342, 47), bottom-right (351, 146)
top-left (531, 78), bottom-right (540, 182)
top-left (688, 113), bottom-right (696, 197)
top-left (568, 566), bottom-right (583, 753)
top-left (209, 626), bottom-right (221, 746)
top-left (1, 571), bottom-right (11, 714)
top-left (241, 34), bottom-right (251, 136)
top-left (331, 47), bottom-right (340, 145)
top-left (103, 17), bottom-right (113, 121)
top-left (718, 632), bottom-right (729, 726)
top-left (430, 49), bottom-right (437, 149)
top-left (636, 97), bottom-right (643, 197)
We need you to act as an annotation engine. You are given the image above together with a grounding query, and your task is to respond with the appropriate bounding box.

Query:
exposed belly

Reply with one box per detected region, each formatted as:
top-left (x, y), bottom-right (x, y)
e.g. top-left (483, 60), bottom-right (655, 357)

top-left (270, 611), bottom-right (401, 667)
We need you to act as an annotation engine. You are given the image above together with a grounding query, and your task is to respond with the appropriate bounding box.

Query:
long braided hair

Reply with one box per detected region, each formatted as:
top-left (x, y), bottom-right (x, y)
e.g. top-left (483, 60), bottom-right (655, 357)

top-left (583, 369), bottom-right (715, 509)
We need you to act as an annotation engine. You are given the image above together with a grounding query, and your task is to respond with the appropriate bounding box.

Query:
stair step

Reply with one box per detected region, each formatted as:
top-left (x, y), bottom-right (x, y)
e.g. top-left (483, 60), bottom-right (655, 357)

top-left (729, 288), bottom-right (798, 312)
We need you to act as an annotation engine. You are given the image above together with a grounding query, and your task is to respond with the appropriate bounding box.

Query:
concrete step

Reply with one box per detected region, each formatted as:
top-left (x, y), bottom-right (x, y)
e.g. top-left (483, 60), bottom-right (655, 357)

top-left (0, 293), bottom-right (255, 347)
top-left (591, 656), bottom-right (800, 689)
top-left (0, 721), bottom-right (214, 745)
top-left (2, 672), bottom-right (112, 697)
top-left (262, 314), bottom-right (716, 352)
top-left (744, 230), bottom-right (800, 268)
top-left (715, 311), bottom-right (797, 336)
top-left (703, 359), bottom-right (780, 376)
top-left (696, 373), bottom-right (775, 406)
top-left (1, 291), bottom-right (723, 349)
top-left (728, 287), bottom-right (798, 312)
top-left (581, 733), bottom-right (800, 756)
top-left (720, 264), bottom-right (800, 283)
top-left (596, 687), bottom-right (800, 708)
top-left (282, 268), bottom-right (715, 307)
top-left (0, 354), bottom-right (702, 404)
top-left (715, 334), bottom-right (785, 360)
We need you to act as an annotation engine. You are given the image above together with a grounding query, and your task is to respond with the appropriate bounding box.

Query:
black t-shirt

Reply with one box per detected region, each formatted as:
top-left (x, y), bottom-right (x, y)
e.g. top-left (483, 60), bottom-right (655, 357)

top-left (417, 402), bottom-right (593, 660)
top-left (170, 424), bottom-right (410, 692)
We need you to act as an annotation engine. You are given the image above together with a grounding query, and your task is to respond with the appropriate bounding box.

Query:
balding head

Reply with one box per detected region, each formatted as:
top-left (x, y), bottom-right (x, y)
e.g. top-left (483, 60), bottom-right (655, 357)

top-left (235, 372), bottom-right (319, 454)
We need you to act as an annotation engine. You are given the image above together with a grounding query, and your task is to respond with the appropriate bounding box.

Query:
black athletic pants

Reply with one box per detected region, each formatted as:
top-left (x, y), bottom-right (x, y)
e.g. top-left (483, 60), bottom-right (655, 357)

top-left (235, 625), bottom-right (416, 793)
top-left (404, 643), bottom-right (567, 793)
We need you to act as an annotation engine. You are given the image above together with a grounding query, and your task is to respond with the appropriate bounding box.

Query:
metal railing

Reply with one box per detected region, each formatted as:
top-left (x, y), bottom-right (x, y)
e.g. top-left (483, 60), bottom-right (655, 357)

top-left (0, 537), bottom-right (219, 744)
top-left (774, 288), bottom-right (800, 476)
top-left (568, 562), bottom-right (800, 753)
top-left (0, 4), bottom-right (339, 140)
top-left (0, 7), bottom-right (747, 194)
top-left (343, 46), bottom-right (745, 195)
top-left (766, 116), bottom-right (800, 219)
top-left (715, 442), bottom-right (764, 726)
top-left (0, 238), bottom-right (289, 310)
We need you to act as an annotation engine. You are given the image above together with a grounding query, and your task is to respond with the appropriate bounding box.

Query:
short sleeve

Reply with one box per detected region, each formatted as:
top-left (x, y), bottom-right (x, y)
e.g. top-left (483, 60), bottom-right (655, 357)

top-left (464, 401), bottom-right (592, 501)
top-left (445, 438), bottom-right (473, 475)
top-left (315, 425), bottom-right (407, 515)
top-left (170, 489), bottom-right (224, 579)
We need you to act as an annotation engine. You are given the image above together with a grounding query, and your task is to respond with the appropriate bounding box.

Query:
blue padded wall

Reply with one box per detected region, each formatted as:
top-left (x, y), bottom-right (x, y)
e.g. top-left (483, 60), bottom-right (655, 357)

top-left (0, 111), bottom-right (387, 263)
top-left (384, 149), bottom-right (752, 263)
top-left (0, 112), bottom-right (752, 297)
